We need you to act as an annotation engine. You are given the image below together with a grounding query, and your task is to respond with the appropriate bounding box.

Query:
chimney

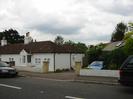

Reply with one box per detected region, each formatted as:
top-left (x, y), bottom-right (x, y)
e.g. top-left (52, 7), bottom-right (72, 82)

top-left (24, 32), bottom-right (33, 44)
top-left (1, 37), bottom-right (7, 46)
top-left (26, 32), bottom-right (30, 37)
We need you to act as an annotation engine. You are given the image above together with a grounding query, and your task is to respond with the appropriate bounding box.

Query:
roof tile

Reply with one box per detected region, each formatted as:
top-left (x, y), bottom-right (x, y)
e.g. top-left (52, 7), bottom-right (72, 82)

top-left (0, 41), bottom-right (83, 54)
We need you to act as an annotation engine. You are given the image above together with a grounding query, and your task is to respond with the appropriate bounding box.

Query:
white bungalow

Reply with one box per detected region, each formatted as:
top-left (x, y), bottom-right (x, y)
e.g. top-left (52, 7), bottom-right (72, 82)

top-left (0, 33), bottom-right (84, 72)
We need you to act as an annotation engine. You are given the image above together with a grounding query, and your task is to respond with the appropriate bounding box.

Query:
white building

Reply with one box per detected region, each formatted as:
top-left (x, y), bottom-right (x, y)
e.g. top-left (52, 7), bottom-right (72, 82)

top-left (0, 33), bottom-right (84, 72)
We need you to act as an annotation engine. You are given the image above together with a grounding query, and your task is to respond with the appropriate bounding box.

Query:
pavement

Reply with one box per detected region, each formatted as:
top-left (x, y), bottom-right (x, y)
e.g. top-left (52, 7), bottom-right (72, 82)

top-left (18, 71), bottom-right (119, 85)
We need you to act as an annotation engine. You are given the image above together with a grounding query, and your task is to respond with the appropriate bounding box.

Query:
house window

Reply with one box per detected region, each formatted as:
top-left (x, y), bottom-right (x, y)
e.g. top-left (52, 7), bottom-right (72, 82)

top-left (9, 58), bottom-right (11, 61)
top-left (22, 56), bottom-right (26, 63)
top-left (35, 58), bottom-right (41, 64)
top-left (27, 55), bottom-right (31, 63)
top-left (9, 58), bottom-right (14, 62)
top-left (72, 55), bottom-right (76, 60)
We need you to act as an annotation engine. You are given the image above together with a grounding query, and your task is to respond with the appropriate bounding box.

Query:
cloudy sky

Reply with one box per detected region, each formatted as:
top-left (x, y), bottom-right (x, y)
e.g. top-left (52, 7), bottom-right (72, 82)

top-left (0, 0), bottom-right (133, 45)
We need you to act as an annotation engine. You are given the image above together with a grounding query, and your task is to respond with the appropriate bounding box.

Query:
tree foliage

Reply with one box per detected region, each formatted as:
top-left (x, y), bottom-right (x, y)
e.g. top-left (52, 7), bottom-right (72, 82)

top-left (0, 28), bottom-right (24, 44)
top-left (87, 45), bottom-right (103, 64)
top-left (124, 31), bottom-right (133, 40)
top-left (64, 40), bottom-right (75, 45)
top-left (123, 38), bottom-right (133, 55)
top-left (103, 48), bottom-right (127, 69)
top-left (65, 40), bottom-right (88, 53)
top-left (111, 22), bottom-right (127, 42)
top-left (128, 22), bottom-right (133, 31)
top-left (54, 36), bottom-right (64, 45)
top-left (75, 42), bottom-right (88, 53)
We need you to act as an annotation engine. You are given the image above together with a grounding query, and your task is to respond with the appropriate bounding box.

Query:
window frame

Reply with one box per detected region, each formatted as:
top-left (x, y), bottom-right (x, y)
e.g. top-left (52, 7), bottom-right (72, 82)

top-left (35, 58), bottom-right (41, 64)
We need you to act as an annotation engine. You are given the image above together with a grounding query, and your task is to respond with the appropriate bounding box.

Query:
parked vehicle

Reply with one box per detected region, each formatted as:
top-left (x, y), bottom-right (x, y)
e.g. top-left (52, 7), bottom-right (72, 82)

top-left (119, 55), bottom-right (133, 86)
top-left (0, 61), bottom-right (18, 77)
top-left (87, 61), bottom-right (104, 70)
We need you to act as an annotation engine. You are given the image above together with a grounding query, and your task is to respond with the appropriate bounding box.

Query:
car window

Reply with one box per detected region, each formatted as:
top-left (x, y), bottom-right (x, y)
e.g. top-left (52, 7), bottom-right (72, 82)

top-left (0, 62), bottom-right (9, 67)
top-left (90, 61), bottom-right (103, 67)
top-left (126, 58), bottom-right (133, 68)
top-left (128, 58), bottom-right (133, 64)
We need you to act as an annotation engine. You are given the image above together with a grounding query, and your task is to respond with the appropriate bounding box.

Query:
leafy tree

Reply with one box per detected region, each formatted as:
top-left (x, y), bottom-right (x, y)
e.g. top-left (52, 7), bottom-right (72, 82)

top-left (64, 40), bottom-right (75, 45)
top-left (123, 38), bottom-right (133, 55)
top-left (87, 45), bottom-right (102, 64)
top-left (104, 48), bottom-right (127, 69)
top-left (75, 42), bottom-right (88, 53)
top-left (124, 31), bottom-right (133, 40)
top-left (128, 22), bottom-right (133, 31)
top-left (65, 40), bottom-right (88, 53)
top-left (111, 48), bottom-right (127, 66)
top-left (111, 22), bottom-right (127, 42)
top-left (0, 28), bottom-right (24, 44)
top-left (54, 36), bottom-right (64, 45)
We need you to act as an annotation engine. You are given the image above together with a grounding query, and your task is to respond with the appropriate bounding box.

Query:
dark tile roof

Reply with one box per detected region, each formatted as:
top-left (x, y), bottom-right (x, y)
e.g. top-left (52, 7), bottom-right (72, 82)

top-left (0, 41), bottom-right (83, 54)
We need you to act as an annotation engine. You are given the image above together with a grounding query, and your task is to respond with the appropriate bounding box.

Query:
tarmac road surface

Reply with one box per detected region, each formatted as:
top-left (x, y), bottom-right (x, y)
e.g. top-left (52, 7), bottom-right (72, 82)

top-left (0, 77), bottom-right (133, 99)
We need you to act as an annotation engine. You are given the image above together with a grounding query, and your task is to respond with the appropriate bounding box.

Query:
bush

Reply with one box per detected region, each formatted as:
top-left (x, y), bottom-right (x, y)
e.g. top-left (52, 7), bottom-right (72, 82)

top-left (124, 38), bottom-right (133, 55)
top-left (55, 68), bottom-right (70, 73)
top-left (102, 48), bottom-right (128, 70)
top-left (87, 47), bottom-right (102, 64)
top-left (108, 64), bottom-right (119, 70)
top-left (82, 54), bottom-right (89, 68)
top-left (62, 68), bottom-right (70, 71)
top-left (55, 69), bottom-right (62, 73)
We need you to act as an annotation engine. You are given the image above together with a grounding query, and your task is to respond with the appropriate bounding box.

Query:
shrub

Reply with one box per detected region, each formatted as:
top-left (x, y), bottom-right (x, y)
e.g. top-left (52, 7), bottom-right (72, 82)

top-left (108, 64), bottom-right (119, 70)
top-left (55, 68), bottom-right (70, 72)
top-left (55, 69), bottom-right (62, 73)
top-left (102, 48), bottom-right (127, 70)
top-left (123, 38), bottom-right (133, 55)
top-left (62, 68), bottom-right (70, 71)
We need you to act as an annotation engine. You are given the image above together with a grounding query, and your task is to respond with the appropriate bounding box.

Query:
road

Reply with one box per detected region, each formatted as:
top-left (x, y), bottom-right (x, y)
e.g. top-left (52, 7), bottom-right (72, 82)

top-left (0, 77), bottom-right (133, 99)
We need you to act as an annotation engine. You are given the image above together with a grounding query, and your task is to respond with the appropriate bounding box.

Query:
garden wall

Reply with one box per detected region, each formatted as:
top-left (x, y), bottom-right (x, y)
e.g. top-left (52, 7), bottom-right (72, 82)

top-left (80, 69), bottom-right (119, 77)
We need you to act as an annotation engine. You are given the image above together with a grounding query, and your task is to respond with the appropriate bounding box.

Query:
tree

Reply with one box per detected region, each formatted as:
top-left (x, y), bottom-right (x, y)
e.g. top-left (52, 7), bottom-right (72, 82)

top-left (0, 28), bottom-right (24, 44)
top-left (128, 22), bottom-right (133, 31)
top-left (54, 36), bottom-right (64, 45)
top-left (75, 42), bottom-right (88, 53)
top-left (87, 45), bottom-right (102, 64)
top-left (123, 38), bottom-right (133, 55)
top-left (65, 40), bottom-right (88, 53)
top-left (64, 40), bottom-right (75, 45)
top-left (124, 31), bottom-right (133, 40)
top-left (104, 48), bottom-right (127, 69)
top-left (111, 22), bottom-right (127, 42)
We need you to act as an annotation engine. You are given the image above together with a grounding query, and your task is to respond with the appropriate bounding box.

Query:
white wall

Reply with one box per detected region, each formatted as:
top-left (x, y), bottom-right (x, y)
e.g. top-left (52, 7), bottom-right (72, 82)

top-left (31, 53), bottom-right (54, 72)
top-left (80, 69), bottom-right (119, 77)
top-left (1, 54), bottom-right (20, 65)
top-left (55, 53), bottom-right (84, 70)
top-left (55, 53), bottom-right (70, 70)
top-left (0, 53), bottom-right (54, 72)
top-left (0, 53), bottom-right (85, 72)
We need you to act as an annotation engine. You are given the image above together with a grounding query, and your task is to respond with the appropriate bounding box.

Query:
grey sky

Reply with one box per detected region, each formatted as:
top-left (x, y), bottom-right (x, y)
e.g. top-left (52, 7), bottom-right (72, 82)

top-left (0, 0), bottom-right (133, 45)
